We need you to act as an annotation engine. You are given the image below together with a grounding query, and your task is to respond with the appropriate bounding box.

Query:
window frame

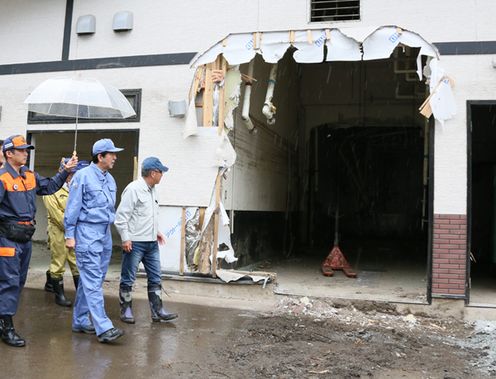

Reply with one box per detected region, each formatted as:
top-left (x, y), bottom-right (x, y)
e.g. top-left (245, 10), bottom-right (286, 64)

top-left (27, 88), bottom-right (142, 124)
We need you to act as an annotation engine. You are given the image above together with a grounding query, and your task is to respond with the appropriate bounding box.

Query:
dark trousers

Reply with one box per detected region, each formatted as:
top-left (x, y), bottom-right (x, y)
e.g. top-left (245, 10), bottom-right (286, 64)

top-left (0, 237), bottom-right (31, 315)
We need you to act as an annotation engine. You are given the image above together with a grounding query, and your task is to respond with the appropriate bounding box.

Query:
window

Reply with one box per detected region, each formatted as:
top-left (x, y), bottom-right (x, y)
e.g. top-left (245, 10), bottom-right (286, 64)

top-left (310, 0), bottom-right (360, 22)
top-left (27, 89), bottom-right (141, 124)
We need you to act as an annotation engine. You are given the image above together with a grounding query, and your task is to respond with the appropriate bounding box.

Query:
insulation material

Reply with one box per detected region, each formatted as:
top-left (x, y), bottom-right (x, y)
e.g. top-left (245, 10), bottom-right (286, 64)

top-left (428, 59), bottom-right (457, 125)
top-left (223, 67), bottom-right (242, 130)
top-left (158, 206), bottom-right (198, 272)
top-left (185, 208), bottom-right (201, 269)
top-left (159, 127), bottom-right (222, 206)
top-left (201, 188), bottom-right (238, 264)
top-left (183, 99), bottom-right (198, 138)
top-left (216, 269), bottom-right (272, 286)
top-left (215, 132), bottom-right (237, 168)
top-left (217, 203), bottom-right (237, 264)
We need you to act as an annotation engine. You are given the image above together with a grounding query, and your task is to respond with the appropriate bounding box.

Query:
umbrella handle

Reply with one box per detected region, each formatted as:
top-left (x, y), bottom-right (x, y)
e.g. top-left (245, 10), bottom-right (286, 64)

top-left (72, 150), bottom-right (77, 157)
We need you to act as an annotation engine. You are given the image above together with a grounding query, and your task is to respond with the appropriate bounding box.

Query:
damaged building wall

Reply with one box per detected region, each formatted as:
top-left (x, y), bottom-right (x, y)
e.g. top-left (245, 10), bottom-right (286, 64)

top-left (224, 53), bottom-right (299, 265)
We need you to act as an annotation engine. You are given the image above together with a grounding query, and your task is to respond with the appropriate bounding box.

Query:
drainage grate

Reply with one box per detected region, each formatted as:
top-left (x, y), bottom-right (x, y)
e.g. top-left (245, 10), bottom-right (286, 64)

top-left (310, 0), bottom-right (360, 22)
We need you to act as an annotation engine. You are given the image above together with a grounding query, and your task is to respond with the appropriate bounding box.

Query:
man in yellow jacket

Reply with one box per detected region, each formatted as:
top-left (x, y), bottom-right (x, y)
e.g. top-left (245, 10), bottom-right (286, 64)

top-left (43, 159), bottom-right (89, 307)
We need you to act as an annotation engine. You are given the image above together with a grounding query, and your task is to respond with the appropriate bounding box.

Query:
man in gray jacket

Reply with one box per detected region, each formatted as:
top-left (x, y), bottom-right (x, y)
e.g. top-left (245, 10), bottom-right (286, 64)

top-left (114, 157), bottom-right (178, 324)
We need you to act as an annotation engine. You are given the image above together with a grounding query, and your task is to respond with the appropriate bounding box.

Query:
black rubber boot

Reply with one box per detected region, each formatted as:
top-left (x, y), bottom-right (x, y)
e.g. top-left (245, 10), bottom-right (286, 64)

top-left (119, 288), bottom-right (135, 324)
top-left (147, 285), bottom-right (178, 322)
top-left (73, 275), bottom-right (80, 290)
top-left (53, 278), bottom-right (72, 307)
top-left (0, 316), bottom-right (25, 347)
top-left (44, 270), bottom-right (54, 293)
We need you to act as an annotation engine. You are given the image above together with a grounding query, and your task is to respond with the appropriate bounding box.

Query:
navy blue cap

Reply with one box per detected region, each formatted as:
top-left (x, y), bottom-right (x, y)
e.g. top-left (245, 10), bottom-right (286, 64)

top-left (92, 138), bottom-right (124, 155)
top-left (2, 135), bottom-right (34, 152)
top-left (142, 157), bottom-right (169, 173)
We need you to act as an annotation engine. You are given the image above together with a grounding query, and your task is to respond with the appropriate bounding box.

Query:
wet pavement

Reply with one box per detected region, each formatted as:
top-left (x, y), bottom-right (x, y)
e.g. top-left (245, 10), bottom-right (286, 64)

top-left (2, 288), bottom-right (253, 379)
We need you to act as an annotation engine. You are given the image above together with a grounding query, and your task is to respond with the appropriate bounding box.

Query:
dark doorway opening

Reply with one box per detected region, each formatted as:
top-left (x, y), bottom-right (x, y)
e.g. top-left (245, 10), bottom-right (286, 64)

top-left (468, 102), bottom-right (496, 305)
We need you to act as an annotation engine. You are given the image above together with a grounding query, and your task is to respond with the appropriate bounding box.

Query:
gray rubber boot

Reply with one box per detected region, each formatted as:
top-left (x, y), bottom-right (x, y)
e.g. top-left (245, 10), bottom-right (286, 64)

top-left (119, 288), bottom-right (135, 324)
top-left (147, 285), bottom-right (178, 322)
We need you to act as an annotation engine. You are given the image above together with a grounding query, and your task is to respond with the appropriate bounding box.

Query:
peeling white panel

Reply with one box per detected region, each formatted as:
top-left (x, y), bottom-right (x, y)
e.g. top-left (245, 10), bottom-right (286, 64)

top-left (325, 29), bottom-right (362, 61)
top-left (159, 206), bottom-right (197, 271)
top-left (260, 31), bottom-right (291, 63)
top-left (222, 34), bottom-right (257, 65)
top-left (191, 25), bottom-right (440, 68)
top-left (428, 59), bottom-right (457, 125)
top-left (292, 30), bottom-right (326, 63)
top-left (362, 26), bottom-right (438, 61)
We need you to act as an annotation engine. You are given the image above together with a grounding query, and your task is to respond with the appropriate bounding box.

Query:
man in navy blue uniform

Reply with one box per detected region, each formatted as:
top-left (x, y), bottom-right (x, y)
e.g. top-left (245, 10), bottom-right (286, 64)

top-left (0, 135), bottom-right (77, 347)
top-left (65, 138), bottom-right (125, 344)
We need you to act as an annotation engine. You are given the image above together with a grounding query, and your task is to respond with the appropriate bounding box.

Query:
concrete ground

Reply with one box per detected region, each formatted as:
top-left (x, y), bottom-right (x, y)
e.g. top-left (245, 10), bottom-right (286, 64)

top-left (1, 243), bottom-right (495, 378)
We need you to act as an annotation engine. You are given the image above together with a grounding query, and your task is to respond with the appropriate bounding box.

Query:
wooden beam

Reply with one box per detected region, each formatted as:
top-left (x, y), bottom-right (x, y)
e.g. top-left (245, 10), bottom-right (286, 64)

top-left (179, 207), bottom-right (186, 275)
top-left (202, 63), bottom-right (214, 126)
top-left (217, 56), bottom-right (228, 135)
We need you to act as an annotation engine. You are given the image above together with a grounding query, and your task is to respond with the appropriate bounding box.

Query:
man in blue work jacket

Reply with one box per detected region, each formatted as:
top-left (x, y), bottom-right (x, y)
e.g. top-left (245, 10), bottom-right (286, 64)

top-left (64, 138), bottom-right (125, 344)
top-left (0, 135), bottom-right (77, 347)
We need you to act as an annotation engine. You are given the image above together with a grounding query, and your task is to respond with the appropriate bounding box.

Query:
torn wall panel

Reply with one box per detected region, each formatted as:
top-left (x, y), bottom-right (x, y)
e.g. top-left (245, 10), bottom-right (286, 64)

top-left (159, 127), bottom-right (223, 206)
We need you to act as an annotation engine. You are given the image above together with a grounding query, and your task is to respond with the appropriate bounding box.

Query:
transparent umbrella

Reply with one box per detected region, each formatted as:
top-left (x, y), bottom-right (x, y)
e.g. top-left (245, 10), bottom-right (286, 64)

top-left (24, 77), bottom-right (136, 153)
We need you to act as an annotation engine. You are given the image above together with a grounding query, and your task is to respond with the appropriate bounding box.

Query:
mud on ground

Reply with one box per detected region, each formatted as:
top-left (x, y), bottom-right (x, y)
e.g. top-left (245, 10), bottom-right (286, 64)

top-left (210, 297), bottom-right (494, 379)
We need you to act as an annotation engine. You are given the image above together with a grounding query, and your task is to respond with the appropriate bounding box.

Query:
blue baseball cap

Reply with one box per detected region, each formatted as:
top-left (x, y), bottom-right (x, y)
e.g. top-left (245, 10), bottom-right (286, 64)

top-left (2, 135), bottom-right (34, 152)
top-left (60, 159), bottom-right (90, 173)
top-left (142, 157), bottom-right (169, 173)
top-left (92, 138), bottom-right (124, 155)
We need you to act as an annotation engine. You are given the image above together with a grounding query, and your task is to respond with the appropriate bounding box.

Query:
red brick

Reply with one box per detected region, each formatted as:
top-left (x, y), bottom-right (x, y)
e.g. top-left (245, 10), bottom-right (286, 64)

top-left (439, 233), bottom-right (461, 239)
top-left (438, 224), bottom-right (459, 230)
top-left (433, 258), bottom-right (450, 264)
top-left (434, 219), bottom-right (450, 224)
top-left (447, 289), bottom-right (465, 294)
top-left (450, 220), bottom-right (466, 225)
top-left (435, 239), bottom-right (451, 244)
top-left (433, 278), bottom-right (450, 283)
top-left (435, 283), bottom-right (452, 289)
top-left (438, 274), bottom-right (456, 279)
top-left (439, 244), bottom-right (461, 249)
top-left (433, 248), bottom-right (450, 253)
top-left (448, 269), bottom-right (466, 275)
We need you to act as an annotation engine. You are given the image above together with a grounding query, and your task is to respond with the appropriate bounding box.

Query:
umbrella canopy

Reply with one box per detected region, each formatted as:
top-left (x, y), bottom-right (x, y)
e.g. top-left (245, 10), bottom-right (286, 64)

top-left (24, 77), bottom-right (136, 119)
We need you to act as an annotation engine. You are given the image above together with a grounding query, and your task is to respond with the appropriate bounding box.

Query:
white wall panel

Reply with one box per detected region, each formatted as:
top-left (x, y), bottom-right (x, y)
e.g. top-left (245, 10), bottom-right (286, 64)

top-left (0, 0), bottom-right (66, 64)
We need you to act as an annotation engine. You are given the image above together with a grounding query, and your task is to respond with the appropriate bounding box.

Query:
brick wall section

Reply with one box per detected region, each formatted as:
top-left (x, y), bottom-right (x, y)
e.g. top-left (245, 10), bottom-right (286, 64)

top-left (432, 214), bottom-right (467, 297)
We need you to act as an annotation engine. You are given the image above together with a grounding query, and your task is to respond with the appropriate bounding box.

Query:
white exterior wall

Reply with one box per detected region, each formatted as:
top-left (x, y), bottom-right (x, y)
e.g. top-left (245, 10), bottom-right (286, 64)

top-left (434, 54), bottom-right (496, 215)
top-left (0, 0), bottom-right (66, 64)
top-left (0, 0), bottom-right (496, 216)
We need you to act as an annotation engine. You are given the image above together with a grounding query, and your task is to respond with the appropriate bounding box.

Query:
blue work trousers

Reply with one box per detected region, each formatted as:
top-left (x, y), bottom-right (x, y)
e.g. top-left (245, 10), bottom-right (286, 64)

top-left (120, 241), bottom-right (161, 291)
top-left (0, 238), bottom-right (31, 315)
top-left (72, 223), bottom-right (114, 336)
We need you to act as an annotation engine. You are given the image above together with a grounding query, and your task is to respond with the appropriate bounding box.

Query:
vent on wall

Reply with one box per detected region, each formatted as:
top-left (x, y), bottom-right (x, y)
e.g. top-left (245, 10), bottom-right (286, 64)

top-left (310, 0), bottom-right (360, 22)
